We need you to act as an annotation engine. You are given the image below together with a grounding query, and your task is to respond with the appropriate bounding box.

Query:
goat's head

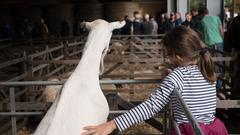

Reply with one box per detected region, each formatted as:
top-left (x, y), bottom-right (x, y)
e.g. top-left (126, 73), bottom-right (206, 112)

top-left (81, 19), bottom-right (126, 75)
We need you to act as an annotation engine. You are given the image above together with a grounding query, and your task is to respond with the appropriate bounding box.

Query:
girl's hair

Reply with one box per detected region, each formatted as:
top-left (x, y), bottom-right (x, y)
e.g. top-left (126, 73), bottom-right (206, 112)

top-left (162, 26), bottom-right (216, 83)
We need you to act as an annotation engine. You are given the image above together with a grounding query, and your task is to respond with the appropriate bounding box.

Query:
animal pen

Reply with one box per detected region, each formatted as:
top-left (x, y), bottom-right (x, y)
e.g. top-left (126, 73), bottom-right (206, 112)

top-left (0, 35), bottom-right (239, 135)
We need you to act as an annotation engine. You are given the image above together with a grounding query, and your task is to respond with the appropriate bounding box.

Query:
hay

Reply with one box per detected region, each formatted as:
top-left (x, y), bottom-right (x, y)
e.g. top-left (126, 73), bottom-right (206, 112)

top-left (2, 127), bottom-right (32, 135)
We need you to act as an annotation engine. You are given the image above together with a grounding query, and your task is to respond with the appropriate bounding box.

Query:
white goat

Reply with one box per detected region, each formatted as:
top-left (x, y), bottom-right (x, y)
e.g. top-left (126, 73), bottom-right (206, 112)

top-left (33, 19), bottom-right (126, 135)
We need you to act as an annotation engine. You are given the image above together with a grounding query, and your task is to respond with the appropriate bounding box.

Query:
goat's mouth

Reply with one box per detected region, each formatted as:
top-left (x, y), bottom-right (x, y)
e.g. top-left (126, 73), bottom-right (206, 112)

top-left (80, 22), bottom-right (91, 31)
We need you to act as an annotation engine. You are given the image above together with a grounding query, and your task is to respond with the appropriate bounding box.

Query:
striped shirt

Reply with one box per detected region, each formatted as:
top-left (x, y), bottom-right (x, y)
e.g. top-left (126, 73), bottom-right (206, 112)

top-left (114, 65), bottom-right (216, 131)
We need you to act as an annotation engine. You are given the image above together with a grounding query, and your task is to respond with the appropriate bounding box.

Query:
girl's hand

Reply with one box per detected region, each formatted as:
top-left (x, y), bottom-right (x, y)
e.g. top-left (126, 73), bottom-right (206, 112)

top-left (81, 120), bottom-right (117, 135)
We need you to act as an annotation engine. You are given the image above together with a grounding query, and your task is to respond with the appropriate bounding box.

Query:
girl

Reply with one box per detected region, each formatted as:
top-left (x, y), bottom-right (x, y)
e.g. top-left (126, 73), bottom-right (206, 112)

top-left (81, 26), bottom-right (228, 135)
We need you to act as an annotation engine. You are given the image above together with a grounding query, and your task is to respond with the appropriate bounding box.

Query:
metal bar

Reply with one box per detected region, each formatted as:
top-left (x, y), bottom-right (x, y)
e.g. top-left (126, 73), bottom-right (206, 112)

top-left (109, 110), bottom-right (128, 114)
top-left (10, 87), bottom-right (17, 135)
top-left (163, 107), bottom-right (167, 135)
top-left (112, 34), bottom-right (165, 38)
top-left (172, 120), bottom-right (181, 135)
top-left (173, 88), bottom-right (204, 135)
top-left (0, 79), bottom-right (162, 86)
top-left (28, 57), bottom-right (238, 65)
top-left (0, 110), bottom-right (128, 116)
top-left (0, 112), bottom-right (43, 116)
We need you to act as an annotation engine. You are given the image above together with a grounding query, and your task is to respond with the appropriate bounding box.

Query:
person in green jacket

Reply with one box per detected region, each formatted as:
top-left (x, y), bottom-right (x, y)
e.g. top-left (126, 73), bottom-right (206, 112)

top-left (201, 8), bottom-right (224, 51)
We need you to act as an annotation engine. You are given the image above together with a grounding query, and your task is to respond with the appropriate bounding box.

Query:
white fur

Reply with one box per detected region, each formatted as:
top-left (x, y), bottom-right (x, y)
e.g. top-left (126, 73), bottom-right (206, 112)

top-left (43, 78), bottom-right (61, 102)
top-left (33, 19), bottom-right (125, 135)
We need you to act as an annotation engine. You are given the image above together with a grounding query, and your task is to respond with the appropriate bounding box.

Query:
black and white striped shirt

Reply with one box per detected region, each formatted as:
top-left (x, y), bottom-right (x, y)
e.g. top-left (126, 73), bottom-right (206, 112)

top-left (114, 65), bottom-right (216, 132)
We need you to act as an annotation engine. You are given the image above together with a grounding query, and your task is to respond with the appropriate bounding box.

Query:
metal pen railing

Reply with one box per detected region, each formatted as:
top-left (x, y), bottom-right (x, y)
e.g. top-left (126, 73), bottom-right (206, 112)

top-left (0, 79), bottom-right (203, 135)
top-left (173, 88), bottom-right (204, 135)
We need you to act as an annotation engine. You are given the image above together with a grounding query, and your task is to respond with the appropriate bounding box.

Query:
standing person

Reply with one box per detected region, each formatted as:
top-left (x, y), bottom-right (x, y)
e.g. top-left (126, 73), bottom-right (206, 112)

top-left (120, 15), bottom-right (132, 35)
top-left (1, 21), bottom-right (15, 39)
top-left (201, 8), bottom-right (224, 88)
top-left (201, 8), bottom-right (224, 51)
top-left (175, 12), bottom-right (183, 26)
top-left (23, 18), bottom-right (33, 39)
top-left (132, 11), bottom-right (142, 35)
top-left (191, 9), bottom-right (204, 38)
top-left (142, 14), bottom-right (153, 35)
top-left (81, 26), bottom-right (229, 135)
top-left (158, 13), bottom-right (173, 34)
top-left (60, 20), bottom-right (70, 37)
top-left (182, 12), bottom-right (193, 28)
top-left (224, 6), bottom-right (231, 31)
top-left (39, 18), bottom-right (49, 39)
top-left (227, 14), bottom-right (240, 106)
top-left (15, 16), bottom-right (26, 39)
top-left (191, 9), bottom-right (199, 27)
top-left (158, 14), bottom-right (166, 34)
top-left (169, 12), bottom-right (176, 29)
top-left (150, 16), bottom-right (158, 35)
top-left (227, 14), bottom-right (240, 53)
top-left (73, 15), bottom-right (81, 36)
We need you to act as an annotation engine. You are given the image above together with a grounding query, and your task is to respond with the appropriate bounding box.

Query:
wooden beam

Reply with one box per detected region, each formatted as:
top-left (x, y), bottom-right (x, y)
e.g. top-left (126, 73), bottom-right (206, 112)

top-left (31, 58), bottom-right (164, 65)
top-left (46, 65), bottom-right (65, 77)
top-left (217, 100), bottom-right (240, 109)
top-left (29, 44), bottom-right (64, 58)
top-left (212, 57), bottom-right (237, 62)
top-left (102, 62), bottom-right (123, 76)
top-left (0, 57), bottom-right (26, 69)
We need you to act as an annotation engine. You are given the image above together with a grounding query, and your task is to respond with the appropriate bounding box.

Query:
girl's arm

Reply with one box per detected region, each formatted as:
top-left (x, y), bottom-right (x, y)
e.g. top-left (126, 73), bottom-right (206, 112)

top-left (81, 70), bottom-right (183, 135)
top-left (113, 79), bottom-right (175, 131)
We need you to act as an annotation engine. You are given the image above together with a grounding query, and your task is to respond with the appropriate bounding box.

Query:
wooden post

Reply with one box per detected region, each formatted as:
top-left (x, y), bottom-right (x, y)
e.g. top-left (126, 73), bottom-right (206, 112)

top-left (23, 51), bottom-right (27, 77)
top-left (63, 41), bottom-right (70, 72)
top-left (129, 41), bottom-right (135, 100)
top-left (233, 0), bottom-right (237, 17)
top-left (10, 87), bottom-right (17, 135)
top-left (46, 46), bottom-right (50, 75)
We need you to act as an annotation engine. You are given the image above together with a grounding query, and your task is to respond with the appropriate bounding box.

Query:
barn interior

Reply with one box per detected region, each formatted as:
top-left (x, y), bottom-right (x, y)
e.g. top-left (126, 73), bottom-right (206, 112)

top-left (0, 0), bottom-right (240, 135)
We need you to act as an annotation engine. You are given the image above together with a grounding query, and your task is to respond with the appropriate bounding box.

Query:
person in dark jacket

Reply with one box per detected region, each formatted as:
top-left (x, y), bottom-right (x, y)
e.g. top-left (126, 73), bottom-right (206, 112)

top-left (132, 11), bottom-right (142, 35)
top-left (182, 12), bottom-right (193, 28)
top-left (191, 9), bottom-right (204, 39)
top-left (120, 15), bottom-right (132, 35)
top-left (226, 14), bottom-right (240, 52)
top-left (60, 20), bottom-right (70, 37)
top-left (175, 12), bottom-right (183, 26)
top-left (142, 14), bottom-right (153, 35)
top-left (158, 13), bottom-right (173, 34)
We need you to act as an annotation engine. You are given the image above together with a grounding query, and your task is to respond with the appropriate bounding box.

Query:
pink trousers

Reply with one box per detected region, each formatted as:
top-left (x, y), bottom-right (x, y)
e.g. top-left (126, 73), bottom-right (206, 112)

top-left (171, 118), bottom-right (229, 135)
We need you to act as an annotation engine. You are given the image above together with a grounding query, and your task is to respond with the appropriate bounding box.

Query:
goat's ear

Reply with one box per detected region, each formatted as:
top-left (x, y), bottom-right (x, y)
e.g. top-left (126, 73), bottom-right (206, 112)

top-left (110, 21), bottom-right (126, 31)
top-left (80, 21), bottom-right (92, 30)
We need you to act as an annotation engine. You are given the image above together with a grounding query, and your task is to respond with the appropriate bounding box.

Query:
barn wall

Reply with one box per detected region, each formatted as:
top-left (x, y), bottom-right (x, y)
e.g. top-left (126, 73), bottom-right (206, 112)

top-left (75, 3), bottom-right (103, 21)
top-left (206, 0), bottom-right (223, 17)
top-left (104, 1), bottom-right (167, 21)
top-left (45, 4), bottom-right (74, 34)
top-left (0, 1), bottom-right (167, 34)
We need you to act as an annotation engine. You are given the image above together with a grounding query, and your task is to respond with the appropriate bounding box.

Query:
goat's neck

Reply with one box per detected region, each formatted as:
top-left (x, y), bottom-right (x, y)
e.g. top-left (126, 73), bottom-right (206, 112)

top-left (73, 34), bottom-right (107, 80)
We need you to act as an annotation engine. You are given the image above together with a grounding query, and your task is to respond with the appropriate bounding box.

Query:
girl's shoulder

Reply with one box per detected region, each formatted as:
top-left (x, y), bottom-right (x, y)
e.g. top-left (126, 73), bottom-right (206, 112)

top-left (169, 65), bottom-right (200, 80)
top-left (165, 67), bottom-right (185, 89)
top-left (174, 64), bottom-right (199, 72)
top-left (165, 65), bottom-right (200, 90)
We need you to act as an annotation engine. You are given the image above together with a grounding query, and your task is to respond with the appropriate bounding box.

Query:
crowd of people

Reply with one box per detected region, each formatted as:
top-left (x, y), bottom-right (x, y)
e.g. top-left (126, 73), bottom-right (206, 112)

top-left (0, 16), bottom-right (78, 39)
top-left (120, 8), bottom-right (240, 53)
top-left (120, 11), bottom-right (187, 35)
top-left (0, 17), bottom-right (50, 39)
top-left (1, 8), bottom-right (239, 53)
